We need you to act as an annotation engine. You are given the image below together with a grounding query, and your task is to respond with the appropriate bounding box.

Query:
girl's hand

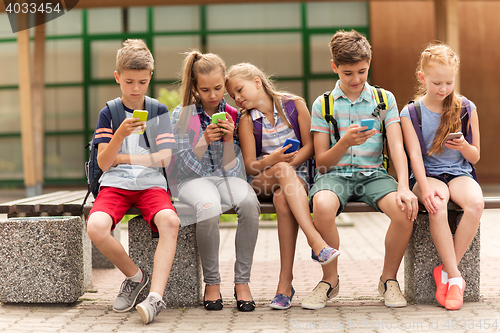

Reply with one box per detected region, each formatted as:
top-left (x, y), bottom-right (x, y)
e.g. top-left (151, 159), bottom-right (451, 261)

top-left (267, 145), bottom-right (297, 165)
top-left (444, 136), bottom-right (465, 151)
top-left (421, 186), bottom-right (445, 214)
top-left (216, 113), bottom-right (235, 142)
top-left (204, 123), bottom-right (224, 143)
top-left (342, 124), bottom-right (375, 147)
top-left (115, 117), bottom-right (146, 138)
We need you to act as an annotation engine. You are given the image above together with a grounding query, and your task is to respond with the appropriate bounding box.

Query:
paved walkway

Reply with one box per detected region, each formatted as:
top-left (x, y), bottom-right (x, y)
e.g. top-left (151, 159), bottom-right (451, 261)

top-left (1, 186), bottom-right (500, 332)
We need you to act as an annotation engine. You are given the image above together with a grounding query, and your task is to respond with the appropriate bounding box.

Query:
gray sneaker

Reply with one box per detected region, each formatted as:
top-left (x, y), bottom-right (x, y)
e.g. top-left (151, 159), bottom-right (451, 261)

top-left (112, 272), bottom-right (149, 312)
top-left (136, 294), bottom-right (166, 325)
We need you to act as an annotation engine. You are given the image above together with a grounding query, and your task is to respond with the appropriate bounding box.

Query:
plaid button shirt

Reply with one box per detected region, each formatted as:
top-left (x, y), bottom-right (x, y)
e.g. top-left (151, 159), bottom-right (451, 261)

top-left (171, 99), bottom-right (242, 181)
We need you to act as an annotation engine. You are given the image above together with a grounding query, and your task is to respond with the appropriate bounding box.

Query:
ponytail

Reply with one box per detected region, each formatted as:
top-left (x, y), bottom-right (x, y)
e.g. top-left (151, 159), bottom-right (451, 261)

top-left (175, 51), bottom-right (226, 135)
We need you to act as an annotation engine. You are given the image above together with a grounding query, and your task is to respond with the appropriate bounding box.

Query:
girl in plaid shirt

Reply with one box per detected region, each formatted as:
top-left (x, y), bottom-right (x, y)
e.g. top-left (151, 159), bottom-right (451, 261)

top-left (171, 51), bottom-right (260, 312)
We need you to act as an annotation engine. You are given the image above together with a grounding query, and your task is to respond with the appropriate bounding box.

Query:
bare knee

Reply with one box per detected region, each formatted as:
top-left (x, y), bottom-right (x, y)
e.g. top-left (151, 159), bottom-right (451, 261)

top-left (155, 209), bottom-right (180, 235)
top-left (312, 191), bottom-right (338, 226)
top-left (463, 197), bottom-right (484, 219)
top-left (273, 162), bottom-right (294, 178)
top-left (87, 212), bottom-right (113, 244)
top-left (273, 189), bottom-right (289, 210)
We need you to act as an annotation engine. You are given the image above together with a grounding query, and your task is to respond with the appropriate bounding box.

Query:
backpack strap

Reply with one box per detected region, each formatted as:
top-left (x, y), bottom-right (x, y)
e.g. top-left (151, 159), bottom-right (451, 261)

top-left (253, 117), bottom-right (263, 158)
top-left (407, 100), bottom-right (427, 155)
top-left (188, 107), bottom-right (201, 148)
top-left (460, 97), bottom-right (479, 182)
top-left (283, 99), bottom-right (301, 143)
top-left (372, 86), bottom-right (390, 171)
top-left (320, 91), bottom-right (340, 142)
top-left (224, 104), bottom-right (238, 124)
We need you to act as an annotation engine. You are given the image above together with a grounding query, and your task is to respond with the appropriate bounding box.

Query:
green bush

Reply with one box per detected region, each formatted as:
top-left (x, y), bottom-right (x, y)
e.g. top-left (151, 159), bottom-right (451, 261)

top-left (157, 88), bottom-right (182, 111)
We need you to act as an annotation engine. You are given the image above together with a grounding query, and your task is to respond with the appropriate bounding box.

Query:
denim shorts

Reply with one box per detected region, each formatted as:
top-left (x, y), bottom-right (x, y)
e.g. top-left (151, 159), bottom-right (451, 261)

top-left (409, 172), bottom-right (473, 190)
top-left (309, 171), bottom-right (398, 216)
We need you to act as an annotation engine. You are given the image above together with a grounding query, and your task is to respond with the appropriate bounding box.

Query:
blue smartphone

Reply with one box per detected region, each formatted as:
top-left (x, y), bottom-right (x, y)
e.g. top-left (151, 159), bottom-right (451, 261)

top-left (282, 138), bottom-right (300, 154)
top-left (360, 118), bottom-right (375, 132)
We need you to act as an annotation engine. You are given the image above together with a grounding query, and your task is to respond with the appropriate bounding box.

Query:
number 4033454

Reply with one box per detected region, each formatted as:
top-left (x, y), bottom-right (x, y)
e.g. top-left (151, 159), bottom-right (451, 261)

top-left (5, 2), bottom-right (62, 14)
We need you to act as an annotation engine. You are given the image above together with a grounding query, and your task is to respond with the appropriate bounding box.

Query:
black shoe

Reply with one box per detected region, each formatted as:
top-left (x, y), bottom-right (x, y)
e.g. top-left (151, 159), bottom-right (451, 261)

top-left (204, 293), bottom-right (223, 311)
top-left (234, 287), bottom-right (255, 312)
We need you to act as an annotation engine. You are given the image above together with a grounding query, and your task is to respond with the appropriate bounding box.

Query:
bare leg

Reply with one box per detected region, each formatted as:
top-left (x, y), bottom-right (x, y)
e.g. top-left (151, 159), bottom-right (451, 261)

top-left (448, 176), bottom-right (483, 265)
top-left (311, 190), bottom-right (341, 287)
top-left (377, 192), bottom-right (414, 282)
top-left (87, 212), bottom-right (138, 277)
top-left (274, 187), bottom-right (299, 297)
top-left (149, 209), bottom-right (180, 294)
top-left (413, 179), bottom-right (460, 278)
top-left (251, 162), bottom-right (329, 255)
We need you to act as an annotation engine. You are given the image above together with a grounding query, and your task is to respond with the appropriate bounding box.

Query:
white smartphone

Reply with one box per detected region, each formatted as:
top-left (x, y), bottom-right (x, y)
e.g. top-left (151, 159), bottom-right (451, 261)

top-left (444, 132), bottom-right (463, 143)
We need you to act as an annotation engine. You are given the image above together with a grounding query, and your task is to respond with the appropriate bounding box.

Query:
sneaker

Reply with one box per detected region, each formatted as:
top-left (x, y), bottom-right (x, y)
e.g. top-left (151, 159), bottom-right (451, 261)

top-left (378, 278), bottom-right (407, 308)
top-left (270, 287), bottom-right (295, 310)
top-left (301, 280), bottom-right (339, 309)
top-left (433, 265), bottom-right (448, 307)
top-left (136, 294), bottom-right (166, 324)
top-left (112, 271), bottom-right (149, 312)
top-left (311, 246), bottom-right (340, 265)
top-left (445, 278), bottom-right (465, 310)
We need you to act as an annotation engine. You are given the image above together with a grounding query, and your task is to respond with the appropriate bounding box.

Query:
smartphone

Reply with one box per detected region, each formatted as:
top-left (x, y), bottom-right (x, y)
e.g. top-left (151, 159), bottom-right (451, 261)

top-left (132, 110), bottom-right (148, 134)
top-left (445, 132), bottom-right (463, 143)
top-left (282, 138), bottom-right (300, 154)
top-left (212, 112), bottom-right (227, 135)
top-left (360, 118), bottom-right (375, 132)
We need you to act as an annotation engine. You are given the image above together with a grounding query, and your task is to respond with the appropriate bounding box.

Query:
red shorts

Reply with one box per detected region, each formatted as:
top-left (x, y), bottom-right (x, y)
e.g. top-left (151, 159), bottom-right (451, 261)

top-left (88, 187), bottom-right (176, 232)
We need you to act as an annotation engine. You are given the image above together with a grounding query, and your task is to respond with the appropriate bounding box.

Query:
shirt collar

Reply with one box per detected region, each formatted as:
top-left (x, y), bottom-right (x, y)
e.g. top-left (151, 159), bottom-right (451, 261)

top-left (250, 104), bottom-right (279, 121)
top-left (331, 80), bottom-right (373, 103)
top-left (195, 98), bottom-right (227, 116)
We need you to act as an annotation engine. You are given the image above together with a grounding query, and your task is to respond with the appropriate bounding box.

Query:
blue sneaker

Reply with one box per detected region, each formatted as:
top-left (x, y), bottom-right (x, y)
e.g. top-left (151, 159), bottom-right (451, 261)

top-left (270, 287), bottom-right (295, 310)
top-left (311, 246), bottom-right (340, 265)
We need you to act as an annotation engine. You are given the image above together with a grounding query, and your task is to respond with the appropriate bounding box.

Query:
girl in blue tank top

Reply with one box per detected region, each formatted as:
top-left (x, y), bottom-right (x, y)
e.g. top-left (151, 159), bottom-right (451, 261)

top-left (400, 44), bottom-right (483, 310)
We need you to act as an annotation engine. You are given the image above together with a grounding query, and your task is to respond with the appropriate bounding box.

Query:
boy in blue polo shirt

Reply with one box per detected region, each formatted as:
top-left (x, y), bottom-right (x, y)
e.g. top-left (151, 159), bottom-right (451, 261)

top-left (86, 39), bottom-right (179, 324)
top-left (302, 30), bottom-right (418, 309)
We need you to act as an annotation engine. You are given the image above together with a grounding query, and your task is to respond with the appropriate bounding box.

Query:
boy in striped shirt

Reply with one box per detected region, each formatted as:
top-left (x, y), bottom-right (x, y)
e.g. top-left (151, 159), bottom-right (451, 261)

top-left (301, 30), bottom-right (418, 309)
top-left (87, 39), bottom-right (179, 324)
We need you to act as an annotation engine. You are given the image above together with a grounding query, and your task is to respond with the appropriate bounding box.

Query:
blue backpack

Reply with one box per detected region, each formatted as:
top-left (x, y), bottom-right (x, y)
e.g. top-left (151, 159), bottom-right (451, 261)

top-left (82, 96), bottom-right (159, 209)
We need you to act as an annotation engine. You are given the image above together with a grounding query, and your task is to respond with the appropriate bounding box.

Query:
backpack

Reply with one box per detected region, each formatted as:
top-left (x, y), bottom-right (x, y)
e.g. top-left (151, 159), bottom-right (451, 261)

top-left (251, 98), bottom-right (315, 185)
top-left (166, 103), bottom-right (238, 198)
top-left (82, 96), bottom-right (159, 210)
top-left (320, 85), bottom-right (390, 171)
top-left (407, 97), bottom-right (478, 182)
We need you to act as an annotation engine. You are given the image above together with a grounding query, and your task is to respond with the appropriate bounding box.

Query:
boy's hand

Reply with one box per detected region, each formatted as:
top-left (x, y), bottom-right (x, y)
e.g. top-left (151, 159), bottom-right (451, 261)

top-left (215, 114), bottom-right (235, 142)
top-left (396, 187), bottom-right (419, 221)
top-left (115, 117), bottom-right (146, 138)
top-left (342, 124), bottom-right (375, 147)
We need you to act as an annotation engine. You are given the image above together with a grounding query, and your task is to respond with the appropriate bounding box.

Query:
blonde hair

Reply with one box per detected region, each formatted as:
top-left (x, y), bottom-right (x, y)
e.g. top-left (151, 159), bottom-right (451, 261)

top-left (226, 63), bottom-right (303, 128)
top-left (116, 39), bottom-right (154, 74)
top-left (415, 43), bottom-right (462, 155)
top-left (175, 50), bottom-right (226, 134)
top-left (329, 30), bottom-right (372, 66)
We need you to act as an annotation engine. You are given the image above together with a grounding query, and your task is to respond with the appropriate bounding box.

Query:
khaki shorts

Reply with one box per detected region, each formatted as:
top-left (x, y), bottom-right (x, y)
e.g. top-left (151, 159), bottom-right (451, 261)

top-left (309, 171), bottom-right (398, 215)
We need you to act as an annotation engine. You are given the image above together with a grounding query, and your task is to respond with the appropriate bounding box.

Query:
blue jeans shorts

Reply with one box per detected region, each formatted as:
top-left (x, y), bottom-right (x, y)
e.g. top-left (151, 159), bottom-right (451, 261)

top-left (409, 172), bottom-right (473, 190)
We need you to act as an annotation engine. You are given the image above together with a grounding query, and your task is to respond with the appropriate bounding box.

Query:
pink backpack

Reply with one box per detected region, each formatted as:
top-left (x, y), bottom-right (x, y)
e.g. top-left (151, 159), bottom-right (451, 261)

top-left (166, 104), bottom-right (238, 198)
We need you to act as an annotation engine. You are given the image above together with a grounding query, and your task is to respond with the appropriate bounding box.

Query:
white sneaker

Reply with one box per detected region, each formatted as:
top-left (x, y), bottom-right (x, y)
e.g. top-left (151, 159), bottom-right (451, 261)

top-left (136, 294), bottom-right (166, 324)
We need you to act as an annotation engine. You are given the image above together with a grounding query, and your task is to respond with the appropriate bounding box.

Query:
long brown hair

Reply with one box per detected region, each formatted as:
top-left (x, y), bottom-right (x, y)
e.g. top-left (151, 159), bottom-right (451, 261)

top-left (175, 51), bottom-right (226, 134)
top-left (226, 63), bottom-right (303, 128)
top-left (415, 43), bottom-right (462, 156)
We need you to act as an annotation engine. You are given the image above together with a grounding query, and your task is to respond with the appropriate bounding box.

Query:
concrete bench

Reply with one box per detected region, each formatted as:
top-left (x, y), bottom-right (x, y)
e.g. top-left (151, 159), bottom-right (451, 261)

top-left (1, 191), bottom-right (499, 306)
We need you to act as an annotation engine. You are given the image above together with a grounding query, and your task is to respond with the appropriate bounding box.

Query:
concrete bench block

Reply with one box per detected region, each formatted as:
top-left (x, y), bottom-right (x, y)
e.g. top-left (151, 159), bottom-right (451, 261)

top-left (404, 211), bottom-right (480, 304)
top-left (128, 215), bottom-right (202, 308)
top-left (0, 216), bottom-right (88, 303)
